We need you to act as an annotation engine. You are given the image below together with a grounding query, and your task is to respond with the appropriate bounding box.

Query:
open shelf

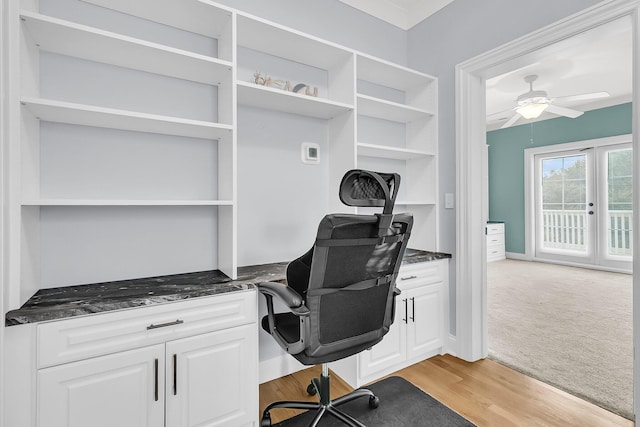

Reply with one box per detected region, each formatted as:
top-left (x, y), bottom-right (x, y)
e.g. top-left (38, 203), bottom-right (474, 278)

top-left (357, 54), bottom-right (435, 91)
top-left (237, 14), bottom-right (352, 72)
top-left (21, 11), bottom-right (232, 86)
top-left (395, 200), bottom-right (437, 206)
top-left (237, 82), bottom-right (353, 119)
top-left (357, 142), bottom-right (434, 160)
top-left (357, 95), bottom-right (433, 123)
top-left (79, 0), bottom-right (233, 41)
top-left (22, 199), bottom-right (233, 206)
top-left (21, 97), bottom-right (233, 140)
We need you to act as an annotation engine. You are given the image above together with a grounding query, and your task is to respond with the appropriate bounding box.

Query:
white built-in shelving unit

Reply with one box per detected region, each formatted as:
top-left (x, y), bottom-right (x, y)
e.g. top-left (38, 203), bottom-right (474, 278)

top-left (355, 53), bottom-right (438, 250)
top-left (4, 0), bottom-right (438, 311)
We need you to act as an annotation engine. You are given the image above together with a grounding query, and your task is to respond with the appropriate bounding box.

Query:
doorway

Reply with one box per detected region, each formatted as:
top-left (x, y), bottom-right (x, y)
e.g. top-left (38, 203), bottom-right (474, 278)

top-left (531, 140), bottom-right (633, 271)
top-left (455, 0), bottom-right (639, 417)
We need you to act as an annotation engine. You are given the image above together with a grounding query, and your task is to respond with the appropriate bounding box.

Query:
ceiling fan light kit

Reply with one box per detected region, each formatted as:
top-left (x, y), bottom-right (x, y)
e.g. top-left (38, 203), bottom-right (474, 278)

top-left (493, 74), bottom-right (609, 129)
top-left (516, 102), bottom-right (549, 119)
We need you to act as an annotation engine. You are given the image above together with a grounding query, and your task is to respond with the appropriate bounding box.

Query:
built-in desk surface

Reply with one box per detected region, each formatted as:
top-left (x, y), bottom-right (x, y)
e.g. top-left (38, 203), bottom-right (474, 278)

top-left (6, 249), bottom-right (450, 326)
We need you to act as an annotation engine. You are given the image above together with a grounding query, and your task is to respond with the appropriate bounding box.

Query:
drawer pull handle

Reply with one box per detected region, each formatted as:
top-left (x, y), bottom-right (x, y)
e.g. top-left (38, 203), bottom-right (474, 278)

top-left (401, 275), bottom-right (417, 281)
top-left (147, 319), bottom-right (184, 330)
top-left (173, 354), bottom-right (178, 395)
top-left (410, 297), bottom-right (415, 322)
top-left (154, 358), bottom-right (159, 402)
top-left (403, 298), bottom-right (408, 324)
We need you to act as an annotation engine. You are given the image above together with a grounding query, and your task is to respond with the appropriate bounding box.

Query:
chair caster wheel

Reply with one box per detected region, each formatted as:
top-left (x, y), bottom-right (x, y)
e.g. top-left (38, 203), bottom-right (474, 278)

top-left (307, 382), bottom-right (317, 395)
top-left (260, 412), bottom-right (272, 427)
top-left (369, 395), bottom-right (380, 409)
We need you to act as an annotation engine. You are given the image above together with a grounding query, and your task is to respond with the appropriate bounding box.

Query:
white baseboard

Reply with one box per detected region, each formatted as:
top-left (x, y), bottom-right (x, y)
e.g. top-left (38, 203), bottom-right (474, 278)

top-left (505, 252), bottom-right (632, 274)
top-left (259, 354), bottom-right (306, 384)
top-left (505, 252), bottom-right (529, 261)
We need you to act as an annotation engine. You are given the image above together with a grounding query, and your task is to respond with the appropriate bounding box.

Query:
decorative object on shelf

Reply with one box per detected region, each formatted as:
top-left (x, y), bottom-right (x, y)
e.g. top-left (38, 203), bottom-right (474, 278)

top-left (293, 83), bottom-right (318, 97)
top-left (253, 72), bottom-right (285, 88)
top-left (253, 72), bottom-right (318, 97)
top-left (253, 72), bottom-right (266, 85)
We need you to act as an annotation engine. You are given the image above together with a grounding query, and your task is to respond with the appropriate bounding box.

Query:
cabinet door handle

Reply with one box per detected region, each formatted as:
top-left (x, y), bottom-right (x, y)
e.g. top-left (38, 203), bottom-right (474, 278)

top-left (400, 275), bottom-right (417, 281)
top-left (147, 319), bottom-right (184, 330)
top-left (154, 358), bottom-right (159, 402)
top-left (403, 298), bottom-right (408, 324)
top-left (410, 297), bottom-right (415, 322)
top-left (173, 354), bottom-right (177, 396)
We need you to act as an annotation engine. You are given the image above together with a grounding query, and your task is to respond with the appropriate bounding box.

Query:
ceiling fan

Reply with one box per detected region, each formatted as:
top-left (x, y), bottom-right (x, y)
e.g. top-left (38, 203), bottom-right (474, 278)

top-left (490, 75), bottom-right (610, 129)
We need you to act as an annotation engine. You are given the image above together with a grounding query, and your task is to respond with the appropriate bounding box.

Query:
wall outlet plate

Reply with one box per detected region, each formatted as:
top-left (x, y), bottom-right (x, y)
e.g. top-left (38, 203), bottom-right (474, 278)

top-left (301, 142), bottom-right (320, 164)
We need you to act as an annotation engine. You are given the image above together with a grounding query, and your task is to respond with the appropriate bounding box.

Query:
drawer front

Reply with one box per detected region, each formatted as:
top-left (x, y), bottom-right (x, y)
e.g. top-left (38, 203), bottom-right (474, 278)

top-left (487, 246), bottom-right (506, 261)
top-left (486, 233), bottom-right (505, 247)
top-left (397, 260), bottom-right (447, 290)
top-left (486, 223), bottom-right (504, 235)
top-left (38, 290), bottom-right (257, 368)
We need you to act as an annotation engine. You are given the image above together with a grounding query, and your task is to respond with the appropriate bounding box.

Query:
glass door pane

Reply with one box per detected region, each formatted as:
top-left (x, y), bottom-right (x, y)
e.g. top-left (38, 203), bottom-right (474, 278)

top-left (604, 147), bottom-right (633, 259)
top-left (539, 154), bottom-right (589, 255)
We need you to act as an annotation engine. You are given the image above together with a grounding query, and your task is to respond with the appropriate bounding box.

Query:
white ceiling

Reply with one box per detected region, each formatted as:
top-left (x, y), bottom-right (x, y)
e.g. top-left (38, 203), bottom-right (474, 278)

top-left (486, 16), bottom-right (632, 131)
top-left (338, 0), bottom-right (455, 30)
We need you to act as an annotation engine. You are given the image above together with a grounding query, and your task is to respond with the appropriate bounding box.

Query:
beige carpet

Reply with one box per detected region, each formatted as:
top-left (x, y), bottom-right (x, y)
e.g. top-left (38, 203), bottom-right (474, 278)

top-left (487, 259), bottom-right (633, 420)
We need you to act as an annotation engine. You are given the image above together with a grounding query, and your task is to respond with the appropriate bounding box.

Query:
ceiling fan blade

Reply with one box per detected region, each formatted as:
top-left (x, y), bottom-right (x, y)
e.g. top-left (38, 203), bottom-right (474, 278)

top-left (553, 91), bottom-right (610, 103)
top-left (546, 104), bottom-right (584, 119)
top-left (487, 108), bottom-right (515, 121)
top-left (500, 113), bottom-right (521, 128)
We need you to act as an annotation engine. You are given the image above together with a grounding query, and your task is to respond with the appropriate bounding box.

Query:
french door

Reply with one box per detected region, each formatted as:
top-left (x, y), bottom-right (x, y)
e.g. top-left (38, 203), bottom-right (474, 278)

top-left (534, 143), bottom-right (632, 270)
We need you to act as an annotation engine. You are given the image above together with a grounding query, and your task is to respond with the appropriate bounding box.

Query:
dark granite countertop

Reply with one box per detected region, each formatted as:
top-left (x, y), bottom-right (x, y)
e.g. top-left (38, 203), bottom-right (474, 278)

top-left (6, 249), bottom-right (449, 326)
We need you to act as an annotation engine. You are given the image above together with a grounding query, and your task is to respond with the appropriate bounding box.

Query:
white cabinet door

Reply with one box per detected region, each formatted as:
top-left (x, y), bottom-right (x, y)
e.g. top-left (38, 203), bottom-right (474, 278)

top-left (359, 298), bottom-right (407, 379)
top-left (165, 324), bottom-right (258, 427)
top-left (406, 284), bottom-right (443, 360)
top-left (38, 345), bottom-right (165, 427)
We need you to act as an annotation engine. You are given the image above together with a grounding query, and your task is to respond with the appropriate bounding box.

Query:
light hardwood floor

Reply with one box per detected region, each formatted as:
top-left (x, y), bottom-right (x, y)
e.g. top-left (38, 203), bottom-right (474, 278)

top-left (259, 355), bottom-right (634, 426)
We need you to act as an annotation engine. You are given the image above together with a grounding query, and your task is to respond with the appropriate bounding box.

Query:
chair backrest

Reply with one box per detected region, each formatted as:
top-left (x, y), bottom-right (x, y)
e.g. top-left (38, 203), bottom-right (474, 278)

top-left (288, 170), bottom-right (413, 360)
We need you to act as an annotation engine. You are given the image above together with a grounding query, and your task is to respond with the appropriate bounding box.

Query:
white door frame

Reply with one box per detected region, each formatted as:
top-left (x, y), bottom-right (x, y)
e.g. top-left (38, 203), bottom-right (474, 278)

top-left (455, 0), bottom-right (640, 415)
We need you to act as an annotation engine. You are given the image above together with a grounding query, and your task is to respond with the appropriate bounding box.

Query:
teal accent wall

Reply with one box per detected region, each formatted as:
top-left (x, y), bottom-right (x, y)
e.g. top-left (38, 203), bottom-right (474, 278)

top-left (486, 102), bottom-right (632, 254)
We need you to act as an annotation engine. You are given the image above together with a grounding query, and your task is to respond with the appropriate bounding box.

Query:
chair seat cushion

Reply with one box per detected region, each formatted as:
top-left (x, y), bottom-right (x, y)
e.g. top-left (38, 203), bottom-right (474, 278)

top-left (261, 313), bottom-right (384, 365)
top-left (261, 313), bottom-right (300, 344)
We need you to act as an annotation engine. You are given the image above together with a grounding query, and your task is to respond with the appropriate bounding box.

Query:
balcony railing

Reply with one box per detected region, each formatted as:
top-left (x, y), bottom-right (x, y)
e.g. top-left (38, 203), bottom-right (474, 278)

top-left (542, 209), bottom-right (633, 256)
top-left (608, 210), bottom-right (633, 256)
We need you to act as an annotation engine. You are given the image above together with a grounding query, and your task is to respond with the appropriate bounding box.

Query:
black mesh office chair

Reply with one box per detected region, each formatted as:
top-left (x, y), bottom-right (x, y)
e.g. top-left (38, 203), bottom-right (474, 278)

top-left (258, 169), bottom-right (413, 427)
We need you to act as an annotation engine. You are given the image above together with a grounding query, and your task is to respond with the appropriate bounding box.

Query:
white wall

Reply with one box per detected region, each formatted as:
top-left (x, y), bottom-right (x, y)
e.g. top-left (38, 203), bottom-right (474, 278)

top-left (407, 0), bottom-right (602, 335)
top-left (214, 0), bottom-right (408, 65)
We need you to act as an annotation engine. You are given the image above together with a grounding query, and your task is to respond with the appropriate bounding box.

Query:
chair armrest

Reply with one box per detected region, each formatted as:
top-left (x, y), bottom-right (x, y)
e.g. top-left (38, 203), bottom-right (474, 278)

top-left (257, 282), bottom-right (310, 316)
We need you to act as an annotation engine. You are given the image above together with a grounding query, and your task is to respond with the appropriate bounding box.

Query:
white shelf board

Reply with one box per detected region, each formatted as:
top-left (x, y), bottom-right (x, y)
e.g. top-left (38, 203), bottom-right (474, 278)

top-left (395, 200), bottom-right (437, 206)
top-left (237, 82), bottom-right (353, 119)
top-left (357, 95), bottom-right (433, 123)
top-left (23, 199), bottom-right (233, 206)
top-left (237, 14), bottom-right (352, 71)
top-left (357, 143), bottom-right (434, 160)
top-left (80, 0), bottom-right (233, 39)
top-left (21, 97), bottom-right (232, 140)
top-left (357, 54), bottom-right (435, 91)
top-left (21, 11), bottom-right (232, 86)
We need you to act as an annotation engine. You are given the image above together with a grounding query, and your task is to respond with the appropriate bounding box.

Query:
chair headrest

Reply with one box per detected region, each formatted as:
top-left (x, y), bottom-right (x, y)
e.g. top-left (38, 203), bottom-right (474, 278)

top-left (339, 169), bottom-right (400, 214)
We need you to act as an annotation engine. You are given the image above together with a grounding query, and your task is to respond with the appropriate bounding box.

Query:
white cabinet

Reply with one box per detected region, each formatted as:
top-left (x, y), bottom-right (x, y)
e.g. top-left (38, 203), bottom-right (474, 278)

top-left (487, 222), bottom-right (506, 262)
top-left (38, 327), bottom-right (256, 427)
top-left (38, 345), bottom-right (166, 427)
top-left (166, 327), bottom-right (257, 427)
top-left (405, 284), bottom-right (444, 359)
top-left (331, 260), bottom-right (449, 388)
top-left (35, 292), bottom-right (258, 427)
